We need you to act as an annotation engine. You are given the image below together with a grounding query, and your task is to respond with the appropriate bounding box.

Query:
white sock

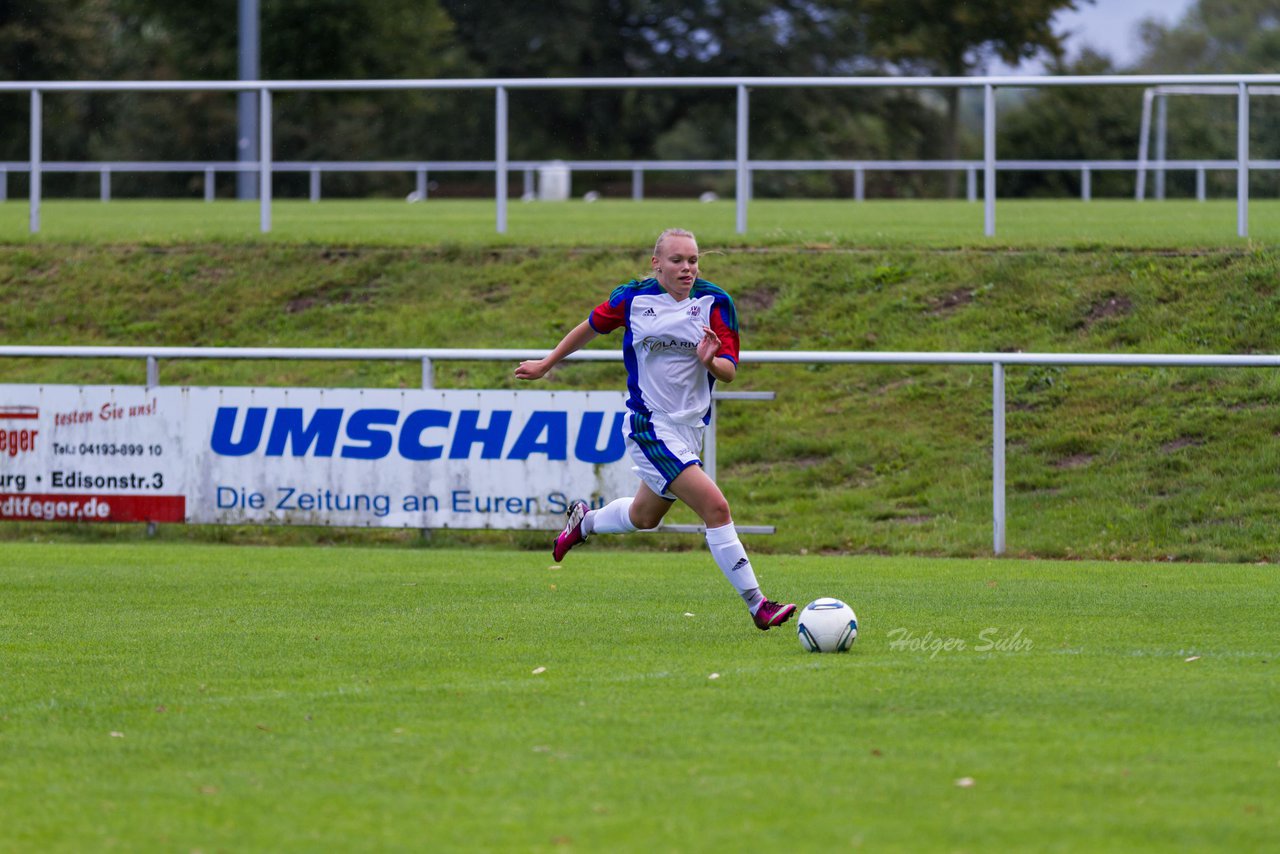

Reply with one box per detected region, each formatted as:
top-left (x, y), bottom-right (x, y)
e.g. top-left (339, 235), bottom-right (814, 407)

top-left (585, 497), bottom-right (638, 535)
top-left (705, 522), bottom-right (766, 613)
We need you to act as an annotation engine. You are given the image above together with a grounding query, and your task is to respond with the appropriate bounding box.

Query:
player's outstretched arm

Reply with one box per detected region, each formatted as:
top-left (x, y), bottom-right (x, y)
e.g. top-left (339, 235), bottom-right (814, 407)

top-left (515, 319), bottom-right (599, 381)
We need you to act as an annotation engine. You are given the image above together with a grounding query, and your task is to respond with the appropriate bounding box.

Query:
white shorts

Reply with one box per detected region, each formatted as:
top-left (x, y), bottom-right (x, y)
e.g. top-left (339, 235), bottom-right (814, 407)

top-left (626, 411), bottom-right (704, 500)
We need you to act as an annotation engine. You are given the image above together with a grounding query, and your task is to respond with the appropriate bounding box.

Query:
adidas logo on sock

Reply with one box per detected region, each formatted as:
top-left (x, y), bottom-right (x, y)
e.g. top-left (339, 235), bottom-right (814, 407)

top-left (731, 558), bottom-right (750, 572)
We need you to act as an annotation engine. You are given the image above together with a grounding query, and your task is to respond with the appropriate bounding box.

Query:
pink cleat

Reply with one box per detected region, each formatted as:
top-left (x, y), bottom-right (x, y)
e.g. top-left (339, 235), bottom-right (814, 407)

top-left (552, 500), bottom-right (589, 562)
top-left (752, 600), bottom-right (797, 631)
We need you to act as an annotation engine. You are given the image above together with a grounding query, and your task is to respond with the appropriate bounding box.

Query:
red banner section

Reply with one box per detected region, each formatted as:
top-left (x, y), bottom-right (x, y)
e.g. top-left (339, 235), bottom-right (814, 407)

top-left (0, 493), bottom-right (185, 523)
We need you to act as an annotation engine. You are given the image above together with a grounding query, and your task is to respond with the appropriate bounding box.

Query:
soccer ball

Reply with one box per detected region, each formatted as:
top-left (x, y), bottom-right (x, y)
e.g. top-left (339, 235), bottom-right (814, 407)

top-left (797, 598), bottom-right (858, 653)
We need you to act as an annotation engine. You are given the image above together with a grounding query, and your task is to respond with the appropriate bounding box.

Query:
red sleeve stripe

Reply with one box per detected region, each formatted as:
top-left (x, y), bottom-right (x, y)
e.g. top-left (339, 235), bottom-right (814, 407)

top-left (589, 302), bottom-right (626, 333)
top-left (710, 305), bottom-right (740, 363)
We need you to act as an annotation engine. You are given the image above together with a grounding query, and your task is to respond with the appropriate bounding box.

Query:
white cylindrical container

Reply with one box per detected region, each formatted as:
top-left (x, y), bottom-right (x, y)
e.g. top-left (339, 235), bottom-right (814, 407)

top-left (537, 161), bottom-right (571, 201)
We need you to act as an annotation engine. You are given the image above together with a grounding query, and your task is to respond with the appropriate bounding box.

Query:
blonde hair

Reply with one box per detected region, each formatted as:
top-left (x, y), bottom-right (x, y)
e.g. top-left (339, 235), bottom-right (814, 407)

top-left (653, 228), bottom-right (697, 257)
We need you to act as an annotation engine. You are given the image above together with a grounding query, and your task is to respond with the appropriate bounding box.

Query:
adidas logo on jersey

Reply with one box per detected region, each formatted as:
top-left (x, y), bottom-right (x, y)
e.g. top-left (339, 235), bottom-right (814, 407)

top-left (642, 307), bottom-right (657, 317)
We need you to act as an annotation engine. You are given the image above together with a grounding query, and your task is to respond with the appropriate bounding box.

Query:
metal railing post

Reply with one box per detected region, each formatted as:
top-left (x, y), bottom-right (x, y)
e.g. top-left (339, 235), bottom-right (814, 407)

top-left (204, 168), bottom-right (215, 202)
top-left (309, 167), bottom-right (320, 202)
top-left (416, 168), bottom-right (428, 201)
top-left (992, 361), bottom-right (1006, 556)
top-left (967, 166), bottom-right (977, 203)
top-left (1155, 93), bottom-right (1168, 200)
top-left (1238, 82), bottom-right (1249, 237)
top-left (1082, 166), bottom-right (1091, 202)
top-left (705, 398), bottom-right (718, 481)
top-left (735, 84), bottom-right (749, 234)
top-left (495, 86), bottom-right (508, 234)
top-left (1136, 88), bottom-right (1153, 200)
top-left (854, 167), bottom-right (865, 201)
top-left (259, 88), bottom-right (272, 233)
top-left (632, 168), bottom-right (643, 201)
top-left (100, 168), bottom-right (110, 202)
top-left (0, 166), bottom-right (7, 202)
top-left (419, 354), bottom-right (434, 540)
top-left (983, 84), bottom-right (996, 237)
top-left (1196, 166), bottom-right (1206, 201)
top-left (146, 355), bottom-right (159, 389)
top-left (30, 89), bottom-right (41, 234)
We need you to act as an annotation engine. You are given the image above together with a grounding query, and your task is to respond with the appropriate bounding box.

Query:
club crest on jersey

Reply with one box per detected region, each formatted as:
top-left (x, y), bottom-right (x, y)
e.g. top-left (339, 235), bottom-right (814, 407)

top-left (688, 305), bottom-right (701, 317)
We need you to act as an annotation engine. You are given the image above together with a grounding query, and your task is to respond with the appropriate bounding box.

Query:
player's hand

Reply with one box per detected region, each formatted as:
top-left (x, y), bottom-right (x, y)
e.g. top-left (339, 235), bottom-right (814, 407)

top-left (515, 359), bottom-right (550, 381)
top-left (697, 325), bottom-right (720, 367)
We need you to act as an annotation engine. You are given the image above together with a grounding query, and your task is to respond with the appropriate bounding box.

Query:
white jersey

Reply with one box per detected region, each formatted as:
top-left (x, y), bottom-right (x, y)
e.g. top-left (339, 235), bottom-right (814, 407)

top-left (589, 277), bottom-right (740, 426)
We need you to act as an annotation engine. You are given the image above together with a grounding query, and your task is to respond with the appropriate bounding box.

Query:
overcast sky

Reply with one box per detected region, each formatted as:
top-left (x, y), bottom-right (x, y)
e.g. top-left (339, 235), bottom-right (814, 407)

top-left (995, 0), bottom-right (1199, 72)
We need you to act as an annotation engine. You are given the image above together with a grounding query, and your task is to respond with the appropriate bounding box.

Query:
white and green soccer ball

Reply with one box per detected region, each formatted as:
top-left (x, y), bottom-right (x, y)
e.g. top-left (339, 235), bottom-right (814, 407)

top-left (797, 598), bottom-right (858, 652)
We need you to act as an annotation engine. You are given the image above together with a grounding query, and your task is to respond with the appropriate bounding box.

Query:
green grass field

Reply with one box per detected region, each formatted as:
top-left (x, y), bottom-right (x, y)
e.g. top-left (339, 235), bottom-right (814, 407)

top-left (1, 542), bottom-right (1276, 851)
top-left (3, 197), bottom-right (1280, 247)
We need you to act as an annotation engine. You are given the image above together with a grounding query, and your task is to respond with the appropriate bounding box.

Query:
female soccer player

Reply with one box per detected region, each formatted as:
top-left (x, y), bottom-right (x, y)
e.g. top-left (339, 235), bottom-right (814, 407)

top-left (515, 228), bottom-right (796, 631)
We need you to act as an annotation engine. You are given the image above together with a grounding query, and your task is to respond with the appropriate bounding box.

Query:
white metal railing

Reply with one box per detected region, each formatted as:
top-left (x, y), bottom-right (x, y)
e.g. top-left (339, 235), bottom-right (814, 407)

top-left (5, 343), bottom-right (1278, 555)
top-left (4, 74), bottom-right (1280, 237)
top-left (4, 157), bottom-right (1277, 205)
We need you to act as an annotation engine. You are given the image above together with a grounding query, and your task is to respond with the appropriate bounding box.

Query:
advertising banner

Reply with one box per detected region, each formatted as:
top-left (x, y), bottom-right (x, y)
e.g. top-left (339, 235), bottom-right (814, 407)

top-left (0, 386), bottom-right (635, 529)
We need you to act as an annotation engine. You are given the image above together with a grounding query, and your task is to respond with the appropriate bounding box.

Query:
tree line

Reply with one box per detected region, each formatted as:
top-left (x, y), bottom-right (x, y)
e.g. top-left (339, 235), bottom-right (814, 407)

top-left (2, 0), bottom-right (1277, 200)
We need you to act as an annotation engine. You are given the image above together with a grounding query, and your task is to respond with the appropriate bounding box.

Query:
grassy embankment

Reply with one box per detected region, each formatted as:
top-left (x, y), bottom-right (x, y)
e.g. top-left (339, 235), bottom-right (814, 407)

top-left (2, 200), bottom-right (1279, 560)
